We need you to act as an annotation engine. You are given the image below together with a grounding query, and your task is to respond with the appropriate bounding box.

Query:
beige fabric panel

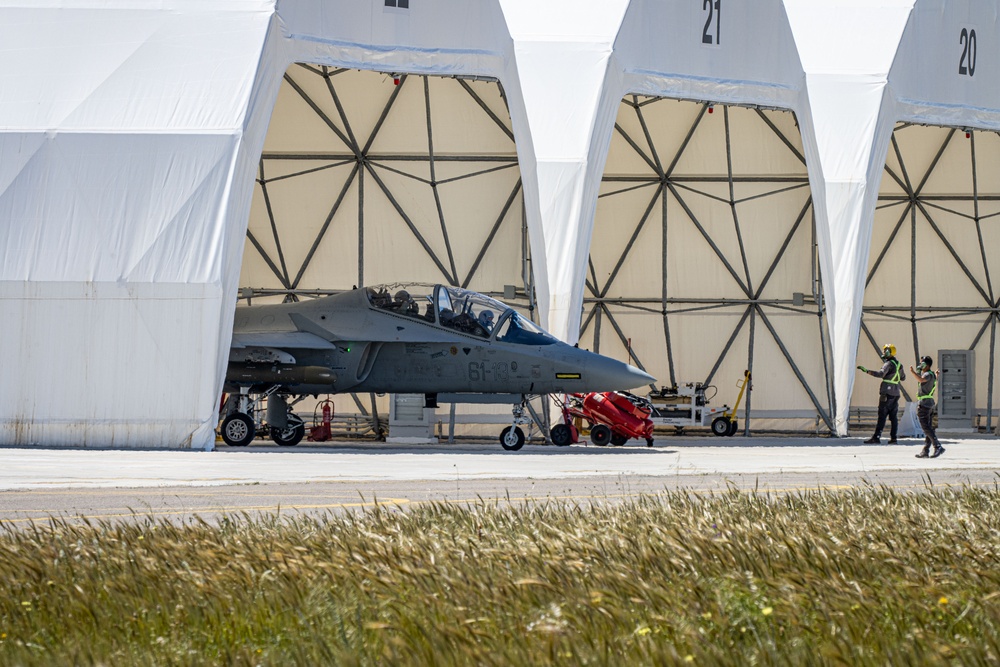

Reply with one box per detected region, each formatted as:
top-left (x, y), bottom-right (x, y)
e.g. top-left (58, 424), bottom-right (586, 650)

top-left (243, 70), bottom-right (998, 429)
top-left (242, 68), bottom-right (522, 295)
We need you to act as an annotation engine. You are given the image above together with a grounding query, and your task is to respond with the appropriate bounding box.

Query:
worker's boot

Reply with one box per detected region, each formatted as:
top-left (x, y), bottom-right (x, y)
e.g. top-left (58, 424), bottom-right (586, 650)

top-left (931, 445), bottom-right (945, 458)
top-left (864, 436), bottom-right (880, 444)
top-left (915, 445), bottom-right (930, 458)
top-left (887, 437), bottom-right (898, 444)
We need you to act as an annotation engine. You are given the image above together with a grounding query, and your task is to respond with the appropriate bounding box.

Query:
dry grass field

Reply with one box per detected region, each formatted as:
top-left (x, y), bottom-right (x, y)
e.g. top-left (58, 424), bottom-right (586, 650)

top-left (1, 486), bottom-right (999, 665)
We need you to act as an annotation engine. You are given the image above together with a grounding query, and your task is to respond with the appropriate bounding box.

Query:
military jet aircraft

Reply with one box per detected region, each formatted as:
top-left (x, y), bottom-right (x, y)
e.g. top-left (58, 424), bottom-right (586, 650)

top-left (221, 284), bottom-right (654, 450)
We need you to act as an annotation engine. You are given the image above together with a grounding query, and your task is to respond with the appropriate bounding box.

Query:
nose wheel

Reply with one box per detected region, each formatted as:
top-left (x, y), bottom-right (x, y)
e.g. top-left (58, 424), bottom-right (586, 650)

top-left (500, 399), bottom-right (532, 451)
top-left (500, 426), bottom-right (525, 451)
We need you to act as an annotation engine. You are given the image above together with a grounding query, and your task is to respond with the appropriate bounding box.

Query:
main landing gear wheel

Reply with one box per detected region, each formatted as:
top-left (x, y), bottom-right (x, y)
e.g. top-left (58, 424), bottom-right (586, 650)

top-left (500, 426), bottom-right (525, 451)
top-left (727, 420), bottom-right (739, 437)
top-left (221, 413), bottom-right (255, 447)
top-left (550, 424), bottom-right (574, 447)
top-left (590, 424), bottom-right (612, 446)
top-left (711, 416), bottom-right (731, 437)
top-left (610, 433), bottom-right (628, 447)
top-left (270, 414), bottom-right (305, 447)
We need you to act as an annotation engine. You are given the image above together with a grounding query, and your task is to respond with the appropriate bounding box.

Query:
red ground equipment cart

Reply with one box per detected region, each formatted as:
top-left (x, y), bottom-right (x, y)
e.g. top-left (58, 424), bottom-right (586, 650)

top-left (551, 392), bottom-right (656, 447)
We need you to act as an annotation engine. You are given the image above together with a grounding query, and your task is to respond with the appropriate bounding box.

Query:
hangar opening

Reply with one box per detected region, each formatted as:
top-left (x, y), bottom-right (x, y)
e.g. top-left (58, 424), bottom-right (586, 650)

top-left (590, 97), bottom-right (827, 434)
top-left (238, 65), bottom-right (533, 440)
top-left (861, 124), bottom-right (1000, 434)
top-left (238, 73), bottom-right (1000, 442)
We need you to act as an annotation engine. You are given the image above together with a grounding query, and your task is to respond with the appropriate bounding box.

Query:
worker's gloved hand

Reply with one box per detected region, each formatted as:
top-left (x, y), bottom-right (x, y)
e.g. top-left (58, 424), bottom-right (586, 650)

top-left (856, 365), bottom-right (867, 372)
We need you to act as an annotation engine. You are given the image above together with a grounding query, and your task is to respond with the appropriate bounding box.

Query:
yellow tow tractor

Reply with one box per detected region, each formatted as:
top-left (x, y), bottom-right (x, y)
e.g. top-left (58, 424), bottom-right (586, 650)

top-left (710, 370), bottom-right (751, 437)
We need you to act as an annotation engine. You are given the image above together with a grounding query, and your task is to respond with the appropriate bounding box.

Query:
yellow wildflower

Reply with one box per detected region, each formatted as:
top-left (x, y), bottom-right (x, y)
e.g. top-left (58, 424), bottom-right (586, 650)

top-left (938, 597), bottom-right (948, 606)
top-left (761, 607), bottom-right (773, 616)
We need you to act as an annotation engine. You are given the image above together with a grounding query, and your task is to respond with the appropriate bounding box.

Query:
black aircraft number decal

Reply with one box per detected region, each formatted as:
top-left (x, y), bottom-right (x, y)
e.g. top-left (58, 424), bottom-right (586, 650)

top-left (702, 0), bottom-right (720, 46)
top-left (468, 361), bottom-right (510, 382)
top-left (959, 28), bottom-right (977, 77)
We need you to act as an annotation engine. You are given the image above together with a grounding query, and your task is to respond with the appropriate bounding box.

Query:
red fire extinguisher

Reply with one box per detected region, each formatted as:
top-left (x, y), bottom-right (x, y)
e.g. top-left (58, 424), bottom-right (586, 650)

top-left (310, 399), bottom-right (334, 442)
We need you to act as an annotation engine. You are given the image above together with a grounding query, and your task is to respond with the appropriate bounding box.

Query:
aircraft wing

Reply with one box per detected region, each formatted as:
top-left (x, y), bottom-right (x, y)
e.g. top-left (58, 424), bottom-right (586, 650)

top-left (231, 331), bottom-right (337, 350)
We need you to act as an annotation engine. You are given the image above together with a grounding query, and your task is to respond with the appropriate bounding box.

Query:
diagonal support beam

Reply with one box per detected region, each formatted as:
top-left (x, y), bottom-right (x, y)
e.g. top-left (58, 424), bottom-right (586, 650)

top-left (756, 306), bottom-right (833, 431)
top-left (365, 164), bottom-right (456, 284)
top-left (666, 183), bottom-right (751, 297)
top-left (704, 306), bottom-right (752, 387)
top-left (598, 185), bottom-right (662, 298)
top-left (462, 180), bottom-right (523, 288)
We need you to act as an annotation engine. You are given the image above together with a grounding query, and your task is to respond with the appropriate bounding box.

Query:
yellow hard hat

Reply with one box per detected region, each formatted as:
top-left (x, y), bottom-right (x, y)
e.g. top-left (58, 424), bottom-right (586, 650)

top-left (882, 343), bottom-right (896, 357)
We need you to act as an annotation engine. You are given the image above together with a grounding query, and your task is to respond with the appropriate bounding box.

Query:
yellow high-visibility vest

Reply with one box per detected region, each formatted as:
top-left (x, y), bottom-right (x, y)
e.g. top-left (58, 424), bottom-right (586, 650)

top-left (917, 376), bottom-right (937, 401)
top-left (883, 359), bottom-right (902, 385)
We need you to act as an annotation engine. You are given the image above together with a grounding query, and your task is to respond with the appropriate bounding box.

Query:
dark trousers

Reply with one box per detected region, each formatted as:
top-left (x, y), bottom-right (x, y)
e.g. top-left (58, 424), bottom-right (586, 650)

top-left (917, 405), bottom-right (941, 448)
top-left (874, 393), bottom-right (899, 439)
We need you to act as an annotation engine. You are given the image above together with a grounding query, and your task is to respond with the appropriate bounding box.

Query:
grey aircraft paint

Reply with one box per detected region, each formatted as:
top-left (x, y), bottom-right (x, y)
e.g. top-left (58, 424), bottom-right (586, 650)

top-left (220, 285), bottom-right (654, 449)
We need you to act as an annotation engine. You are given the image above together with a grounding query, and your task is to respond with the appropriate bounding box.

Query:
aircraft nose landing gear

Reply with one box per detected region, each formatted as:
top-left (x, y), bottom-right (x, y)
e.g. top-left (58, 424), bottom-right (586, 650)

top-left (500, 399), bottom-right (531, 451)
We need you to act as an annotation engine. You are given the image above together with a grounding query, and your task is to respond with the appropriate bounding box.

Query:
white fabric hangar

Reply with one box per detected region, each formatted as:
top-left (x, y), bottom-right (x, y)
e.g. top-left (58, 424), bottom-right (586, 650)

top-left (1, 0), bottom-right (998, 448)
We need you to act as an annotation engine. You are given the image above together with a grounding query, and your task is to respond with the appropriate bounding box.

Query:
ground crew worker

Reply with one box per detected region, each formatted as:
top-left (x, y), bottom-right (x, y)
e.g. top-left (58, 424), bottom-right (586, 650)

top-left (857, 343), bottom-right (905, 444)
top-left (909, 355), bottom-right (944, 458)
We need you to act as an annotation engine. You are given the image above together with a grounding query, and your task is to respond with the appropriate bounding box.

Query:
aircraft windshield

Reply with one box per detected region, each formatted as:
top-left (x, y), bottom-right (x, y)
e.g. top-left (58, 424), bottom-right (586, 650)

top-left (436, 286), bottom-right (506, 339)
top-left (494, 311), bottom-right (558, 346)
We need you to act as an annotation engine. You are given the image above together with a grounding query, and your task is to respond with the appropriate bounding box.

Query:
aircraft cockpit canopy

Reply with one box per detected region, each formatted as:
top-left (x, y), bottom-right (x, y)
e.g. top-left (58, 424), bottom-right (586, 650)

top-left (365, 284), bottom-right (557, 345)
top-left (366, 285), bottom-right (436, 322)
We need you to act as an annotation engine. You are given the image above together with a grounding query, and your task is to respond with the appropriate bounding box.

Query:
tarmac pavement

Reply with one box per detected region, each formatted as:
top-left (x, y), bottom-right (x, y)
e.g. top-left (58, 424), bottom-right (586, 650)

top-left (0, 435), bottom-right (995, 524)
top-left (0, 435), bottom-right (995, 490)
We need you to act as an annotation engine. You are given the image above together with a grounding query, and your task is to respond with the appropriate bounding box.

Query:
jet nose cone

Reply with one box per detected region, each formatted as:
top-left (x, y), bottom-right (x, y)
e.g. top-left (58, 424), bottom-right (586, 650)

top-left (629, 365), bottom-right (656, 387)
top-left (589, 355), bottom-right (656, 390)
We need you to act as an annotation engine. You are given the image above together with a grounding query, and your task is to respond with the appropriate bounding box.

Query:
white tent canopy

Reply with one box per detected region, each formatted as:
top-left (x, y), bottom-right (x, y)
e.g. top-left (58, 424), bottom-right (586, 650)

top-left (1, 0), bottom-right (998, 447)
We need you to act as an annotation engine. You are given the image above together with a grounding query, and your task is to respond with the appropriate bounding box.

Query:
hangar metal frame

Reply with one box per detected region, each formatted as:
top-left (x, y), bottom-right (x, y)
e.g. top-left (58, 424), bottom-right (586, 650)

top-left (590, 96), bottom-right (831, 434)
top-left (594, 99), bottom-right (999, 435)
top-left (864, 125), bottom-right (999, 433)
top-left (250, 66), bottom-right (525, 297)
